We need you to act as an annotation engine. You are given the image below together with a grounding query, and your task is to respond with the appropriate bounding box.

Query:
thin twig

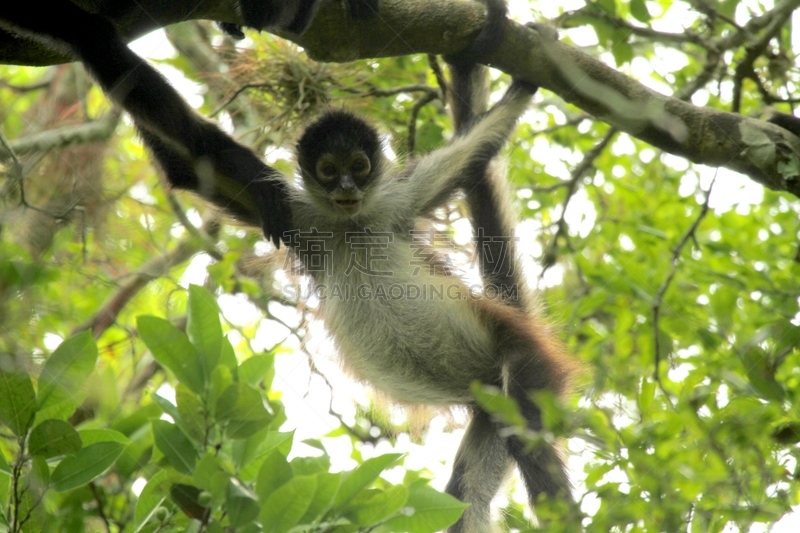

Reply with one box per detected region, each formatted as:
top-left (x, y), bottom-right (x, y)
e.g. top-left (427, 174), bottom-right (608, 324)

top-left (210, 82), bottom-right (272, 117)
top-left (652, 174), bottom-right (717, 388)
top-left (89, 482), bottom-right (112, 533)
top-left (341, 83), bottom-right (440, 99)
top-left (541, 129), bottom-right (616, 274)
top-left (165, 192), bottom-right (224, 261)
top-left (428, 54), bottom-right (448, 105)
top-left (407, 91), bottom-right (438, 154)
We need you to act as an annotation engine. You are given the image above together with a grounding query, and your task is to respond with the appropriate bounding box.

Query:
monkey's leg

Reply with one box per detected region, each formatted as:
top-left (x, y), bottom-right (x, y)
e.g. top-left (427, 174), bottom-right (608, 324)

top-left (446, 408), bottom-right (512, 533)
top-left (504, 348), bottom-right (573, 503)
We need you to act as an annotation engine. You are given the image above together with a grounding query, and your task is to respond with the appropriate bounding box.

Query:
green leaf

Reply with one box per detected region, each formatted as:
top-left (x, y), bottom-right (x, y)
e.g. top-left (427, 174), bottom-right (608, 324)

top-left (719, 0), bottom-right (738, 18)
top-left (629, 0), bottom-right (651, 22)
top-left (171, 483), bottom-right (210, 521)
top-left (152, 419), bottom-right (197, 475)
top-left (151, 393), bottom-right (180, 421)
top-left (37, 330), bottom-right (97, 414)
top-left (187, 285), bottom-right (222, 382)
top-left (291, 455), bottom-right (330, 476)
top-left (176, 384), bottom-right (206, 441)
top-left (739, 341), bottom-right (784, 401)
top-left (226, 478), bottom-right (259, 527)
top-left (138, 315), bottom-right (204, 394)
top-left (344, 484), bottom-right (408, 526)
top-left (219, 336), bottom-right (238, 373)
top-left (596, 0), bottom-right (616, 15)
top-left (116, 426), bottom-right (153, 479)
top-left (30, 455), bottom-right (49, 487)
top-left (611, 40), bottom-right (634, 67)
top-left (51, 441), bottom-right (124, 492)
top-left (0, 448), bottom-right (11, 475)
top-left (471, 384), bottom-right (526, 428)
top-left (260, 475), bottom-right (316, 533)
top-left (208, 365), bottom-right (233, 416)
top-left (382, 483), bottom-right (467, 532)
top-left (639, 380), bottom-right (655, 413)
top-left (0, 368), bottom-right (36, 436)
top-left (234, 429), bottom-right (294, 477)
top-left (334, 453), bottom-right (402, 507)
top-left (216, 383), bottom-right (273, 439)
top-left (256, 450), bottom-right (293, 502)
top-left (29, 419), bottom-right (81, 458)
top-left (239, 353), bottom-right (275, 388)
top-left (134, 470), bottom-right (170, 532)
top-left (192, 452), bottom-right (230, 505)
top-left (78, 428), bottom-right (131, 447)
top-left (301, 472), bottom-right (342, 523)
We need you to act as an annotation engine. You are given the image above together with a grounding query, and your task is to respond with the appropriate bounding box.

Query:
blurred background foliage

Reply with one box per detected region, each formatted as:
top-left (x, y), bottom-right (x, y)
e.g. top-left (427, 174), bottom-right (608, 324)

top-left (1, 0), bottom-right (800, 531)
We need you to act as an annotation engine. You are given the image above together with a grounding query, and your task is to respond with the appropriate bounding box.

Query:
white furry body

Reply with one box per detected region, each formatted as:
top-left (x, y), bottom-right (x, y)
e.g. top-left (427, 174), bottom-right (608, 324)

top-left (290, 192), bottom-right (499, 405)
top-left (288, 88), bottom-right (531, 406)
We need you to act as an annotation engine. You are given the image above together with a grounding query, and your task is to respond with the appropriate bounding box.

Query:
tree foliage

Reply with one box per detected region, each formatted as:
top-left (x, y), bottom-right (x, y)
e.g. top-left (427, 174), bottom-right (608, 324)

top-left (1, 1), bottom-right (800, 531)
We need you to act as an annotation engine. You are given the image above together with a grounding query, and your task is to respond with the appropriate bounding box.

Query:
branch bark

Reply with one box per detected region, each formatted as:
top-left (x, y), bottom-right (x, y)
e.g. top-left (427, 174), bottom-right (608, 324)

top-left (3, 0), bottom-right (799, 197)
top-left (0, 111), bottom-right (121, 161)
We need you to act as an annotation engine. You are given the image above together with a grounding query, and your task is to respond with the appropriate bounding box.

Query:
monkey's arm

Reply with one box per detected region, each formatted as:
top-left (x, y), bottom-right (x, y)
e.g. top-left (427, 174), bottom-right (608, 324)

top-left (406, 84), bottom-right (533, 215)
top-left (0, 2), bottom-right (292, 247)
top-left (136, 128), bottom-right (284, 232)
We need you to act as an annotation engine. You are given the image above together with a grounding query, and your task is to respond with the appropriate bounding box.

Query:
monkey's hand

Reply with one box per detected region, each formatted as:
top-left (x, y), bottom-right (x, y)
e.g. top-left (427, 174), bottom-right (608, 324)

top-left (258, 179), bottom-right (295, 249)
top-left (444, 0), bottom-right (508, 69)
top-left (768, 112), bottom-right (800, 139)
top-left (509, 78), bottom-right (538, 95)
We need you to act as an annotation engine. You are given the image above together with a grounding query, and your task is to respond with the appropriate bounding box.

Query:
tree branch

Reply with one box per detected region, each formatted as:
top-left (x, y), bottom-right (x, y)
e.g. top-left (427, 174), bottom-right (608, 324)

top-left (72, 219), bottom-right (220, 338)
top-left (3, 0), bottom-right (800, 197)
top-left (0, 111), bottom-right (121, 160)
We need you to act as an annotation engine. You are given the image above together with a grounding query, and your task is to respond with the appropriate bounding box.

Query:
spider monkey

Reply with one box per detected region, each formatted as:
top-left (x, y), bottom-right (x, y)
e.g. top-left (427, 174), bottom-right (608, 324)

top-left (0, 1), bottom-right (378, 247)
top-left (286, 2), bottom-right (575, 529)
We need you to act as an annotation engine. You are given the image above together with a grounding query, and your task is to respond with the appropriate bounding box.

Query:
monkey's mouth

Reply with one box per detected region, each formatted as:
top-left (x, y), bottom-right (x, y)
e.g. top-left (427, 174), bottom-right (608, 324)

top-left (332, 198), bottom-right (362, 215)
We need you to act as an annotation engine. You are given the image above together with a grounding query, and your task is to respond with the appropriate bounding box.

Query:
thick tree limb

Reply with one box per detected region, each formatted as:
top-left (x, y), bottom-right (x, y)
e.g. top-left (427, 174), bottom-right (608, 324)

top-left (0, 111), bottom-right (121, 160)
top-left (2, 0), bottom-right (799, 196)
top-left (484, 21), bottom-right (800, 197)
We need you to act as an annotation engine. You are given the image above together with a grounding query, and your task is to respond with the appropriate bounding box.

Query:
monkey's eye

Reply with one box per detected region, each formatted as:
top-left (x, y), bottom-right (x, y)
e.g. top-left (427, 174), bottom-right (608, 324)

top-left (351, 157), bottom-right (371, 176)
top-left (316, 159), bottom-right (339, 181)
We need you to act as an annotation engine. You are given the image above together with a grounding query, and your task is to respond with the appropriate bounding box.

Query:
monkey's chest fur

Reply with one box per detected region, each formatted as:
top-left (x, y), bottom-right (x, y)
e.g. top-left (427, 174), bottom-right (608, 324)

top-left (296, 230), bottom-right (500, 406)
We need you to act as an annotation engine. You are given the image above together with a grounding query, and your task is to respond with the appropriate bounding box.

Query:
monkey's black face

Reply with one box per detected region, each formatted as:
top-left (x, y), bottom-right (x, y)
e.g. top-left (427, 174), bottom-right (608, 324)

top-left (314, 150), bottom-right (372, 214)
top-left (297, 110), bottom-right (382, 216)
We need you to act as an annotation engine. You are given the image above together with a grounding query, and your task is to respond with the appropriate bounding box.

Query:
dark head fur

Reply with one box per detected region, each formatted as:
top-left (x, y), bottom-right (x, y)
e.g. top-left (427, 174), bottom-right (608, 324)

top-left (296, 110), bottom-right (382, 177)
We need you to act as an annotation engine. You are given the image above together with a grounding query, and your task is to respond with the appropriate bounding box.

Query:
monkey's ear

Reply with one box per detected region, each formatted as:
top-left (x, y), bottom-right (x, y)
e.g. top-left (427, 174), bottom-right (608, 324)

top-left (767, 112), bottom-right (800, 138)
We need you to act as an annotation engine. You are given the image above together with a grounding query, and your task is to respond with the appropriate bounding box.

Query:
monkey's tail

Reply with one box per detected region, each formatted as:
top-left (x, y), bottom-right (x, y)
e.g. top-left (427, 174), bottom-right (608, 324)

top-left (448, 61), bottom-right (532, 309)
top-left (493, 305), bottom-right (577, 503)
